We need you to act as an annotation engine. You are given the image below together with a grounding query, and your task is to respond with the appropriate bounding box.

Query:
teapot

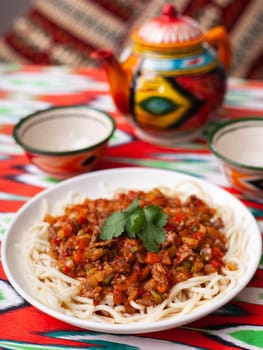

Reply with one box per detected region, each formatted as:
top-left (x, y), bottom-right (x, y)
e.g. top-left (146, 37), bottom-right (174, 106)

top-left (91, 3), bottom-right (231, 146)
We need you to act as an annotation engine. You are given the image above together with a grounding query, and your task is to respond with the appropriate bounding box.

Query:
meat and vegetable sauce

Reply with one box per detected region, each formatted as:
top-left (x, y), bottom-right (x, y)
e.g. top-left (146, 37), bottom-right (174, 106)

top-left (45, 189), bottom-right (231, 314)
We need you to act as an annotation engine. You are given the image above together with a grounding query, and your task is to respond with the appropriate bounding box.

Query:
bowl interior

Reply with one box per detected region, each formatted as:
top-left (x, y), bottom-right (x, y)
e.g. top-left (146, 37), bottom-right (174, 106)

top-left (210, 118), bottom-right (263, 169)
top-left (14, 106), bottom-right (115, 154)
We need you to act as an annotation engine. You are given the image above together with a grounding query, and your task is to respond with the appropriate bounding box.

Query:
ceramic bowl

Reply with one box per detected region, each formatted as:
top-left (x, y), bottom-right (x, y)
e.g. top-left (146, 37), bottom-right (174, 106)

top-left (208, 117), bottom-right (263, 201)
top-left (13, 105), bottom-right (115, 178)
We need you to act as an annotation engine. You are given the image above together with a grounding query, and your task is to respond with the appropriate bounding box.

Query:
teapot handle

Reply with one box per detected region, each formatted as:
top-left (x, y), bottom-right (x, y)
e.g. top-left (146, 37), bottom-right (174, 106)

top-left (204, 26), bottom-right (232, 71)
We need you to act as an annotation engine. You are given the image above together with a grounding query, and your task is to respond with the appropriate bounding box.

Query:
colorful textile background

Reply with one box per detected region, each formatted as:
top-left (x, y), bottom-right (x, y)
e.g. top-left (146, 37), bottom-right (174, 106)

top-left (0, 0), bottom-right (262, 79)
top-left (0, 64), bottom-right (263, 350)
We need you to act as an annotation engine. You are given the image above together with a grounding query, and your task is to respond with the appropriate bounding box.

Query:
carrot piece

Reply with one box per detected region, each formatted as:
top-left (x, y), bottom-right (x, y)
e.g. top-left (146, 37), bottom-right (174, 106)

top-left (145, 252), bottom-right (162, 264)
top-left (128, 270), bottom-right (140, 284)
top-left (113, 285), bottom-right (126, 304)
top-left (78, 236), bottom-right (89, 250)
top-left (73, 250), bottom-right (83, 263)
top-left (157, 283), bottom-right (168, 293)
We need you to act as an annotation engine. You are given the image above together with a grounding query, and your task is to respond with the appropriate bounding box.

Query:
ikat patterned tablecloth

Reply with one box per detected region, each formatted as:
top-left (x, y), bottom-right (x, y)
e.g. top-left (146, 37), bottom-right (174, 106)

top-left (0, 64), bottom-right (263, 350)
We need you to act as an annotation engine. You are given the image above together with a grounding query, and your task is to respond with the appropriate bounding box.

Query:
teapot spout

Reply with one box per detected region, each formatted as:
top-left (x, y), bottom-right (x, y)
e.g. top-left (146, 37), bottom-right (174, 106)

top-left (91, 49), bottom-right (130, 115)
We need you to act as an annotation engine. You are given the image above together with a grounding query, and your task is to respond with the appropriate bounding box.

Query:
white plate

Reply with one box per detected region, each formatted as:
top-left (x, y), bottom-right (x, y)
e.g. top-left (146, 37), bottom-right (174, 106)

top-left (1, 167), bottom-right (261, 334)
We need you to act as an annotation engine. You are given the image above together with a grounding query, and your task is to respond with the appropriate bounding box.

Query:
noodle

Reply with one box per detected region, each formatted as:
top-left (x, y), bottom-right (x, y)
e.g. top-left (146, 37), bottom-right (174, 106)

top-left (20, 183), bottom-right (247, 325)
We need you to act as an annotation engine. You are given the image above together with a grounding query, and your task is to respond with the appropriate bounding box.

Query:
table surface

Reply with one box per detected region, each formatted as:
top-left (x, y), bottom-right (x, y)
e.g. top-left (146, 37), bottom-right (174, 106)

top-left (0, 64), bottom-right (263, 350)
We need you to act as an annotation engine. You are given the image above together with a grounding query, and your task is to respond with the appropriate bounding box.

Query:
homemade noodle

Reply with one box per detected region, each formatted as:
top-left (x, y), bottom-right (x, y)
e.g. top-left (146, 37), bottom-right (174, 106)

top-left (21, 183), bottom-right (247, 324)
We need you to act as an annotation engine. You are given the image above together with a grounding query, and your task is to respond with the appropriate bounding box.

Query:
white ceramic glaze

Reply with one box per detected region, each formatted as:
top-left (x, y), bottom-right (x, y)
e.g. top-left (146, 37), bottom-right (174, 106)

top-left (1, 167), bottom-right (261, 334)
top-left (14, 106), bottom-right (115, 153)
top-left (212, 119), bottom-right (263, 168)
top-left (209, 118), bottom-right (263, 200)
top-left (13, 106), bottom-right (115, 178)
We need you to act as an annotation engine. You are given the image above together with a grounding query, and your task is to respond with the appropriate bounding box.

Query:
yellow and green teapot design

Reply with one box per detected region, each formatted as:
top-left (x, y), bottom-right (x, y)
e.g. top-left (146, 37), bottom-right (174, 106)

top-left (92, 3), bottom-right (231, 146)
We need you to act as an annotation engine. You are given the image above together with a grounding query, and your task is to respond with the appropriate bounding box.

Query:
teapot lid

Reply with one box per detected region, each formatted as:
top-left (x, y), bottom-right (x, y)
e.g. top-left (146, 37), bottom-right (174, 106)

top-left (132, 3), bottom-right (204, 49)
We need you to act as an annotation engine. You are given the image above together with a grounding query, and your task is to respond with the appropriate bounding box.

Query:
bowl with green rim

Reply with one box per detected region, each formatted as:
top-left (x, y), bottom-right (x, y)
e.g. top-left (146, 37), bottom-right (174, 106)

top-left (208, 117), bottom-right (263, 201)
top-left (13, 105), bottom-right (115, 179)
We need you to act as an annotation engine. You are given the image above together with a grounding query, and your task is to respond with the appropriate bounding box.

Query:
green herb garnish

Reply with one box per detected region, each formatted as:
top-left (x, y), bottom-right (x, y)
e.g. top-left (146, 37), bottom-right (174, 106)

top-left (100, 198), bottom-right (168, 252)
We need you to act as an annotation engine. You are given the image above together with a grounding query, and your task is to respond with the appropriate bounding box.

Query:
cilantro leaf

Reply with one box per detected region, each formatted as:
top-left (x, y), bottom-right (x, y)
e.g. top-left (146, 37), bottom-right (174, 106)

top-left (125, 198), bottom-right (140, 213)
top-left (126, 209), bottom-right (145, 237)
top-left (100, 211), bottom-right (126, 240)
top-left (99, 198), bottom-right (168, 252)
top-left (144, 205), bottom-right (167, 228)
top-left (140, 222), bottom-right (166, 252)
